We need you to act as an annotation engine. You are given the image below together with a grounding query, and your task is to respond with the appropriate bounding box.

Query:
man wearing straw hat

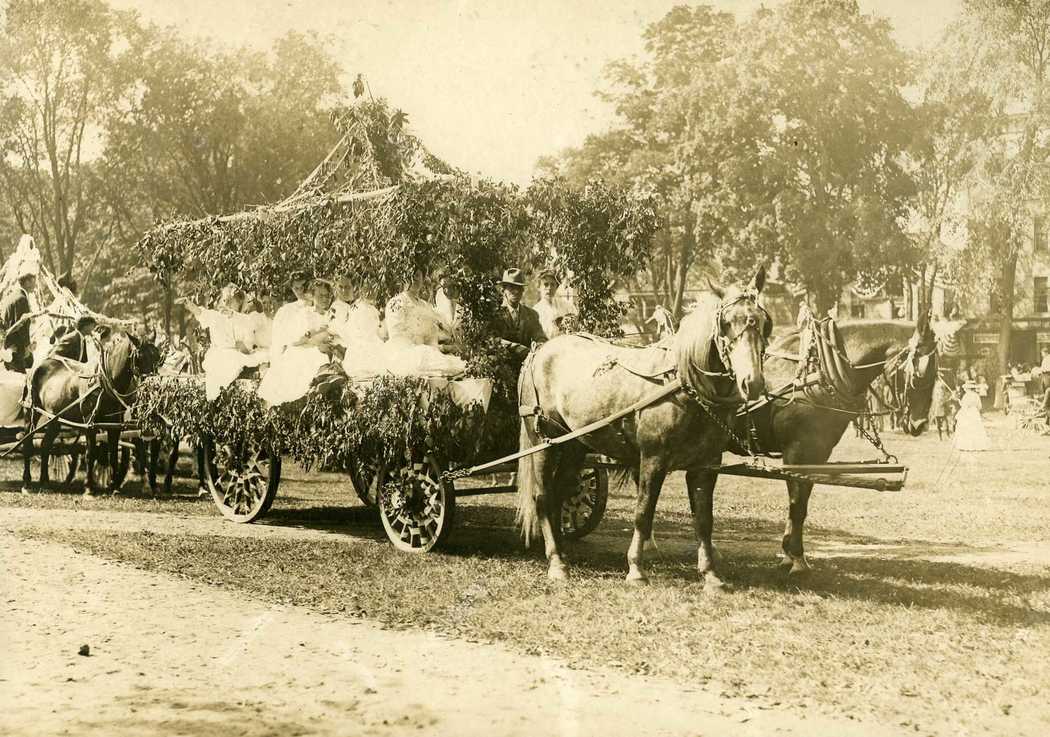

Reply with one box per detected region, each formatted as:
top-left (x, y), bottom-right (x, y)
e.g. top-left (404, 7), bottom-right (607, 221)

top-left (493, 268), bottom-right (545, 362)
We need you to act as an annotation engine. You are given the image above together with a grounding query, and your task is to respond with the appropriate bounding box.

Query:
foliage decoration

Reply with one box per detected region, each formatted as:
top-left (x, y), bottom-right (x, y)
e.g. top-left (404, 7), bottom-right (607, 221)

top-left (133, 374), bottom-right (486, 471)
top-left (136, 91), bottom-right (658, 349)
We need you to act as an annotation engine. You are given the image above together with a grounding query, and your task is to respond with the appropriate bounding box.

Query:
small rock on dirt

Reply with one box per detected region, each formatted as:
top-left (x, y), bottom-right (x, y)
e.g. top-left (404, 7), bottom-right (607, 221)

top-left (78, 644), bottom-right (90, 657)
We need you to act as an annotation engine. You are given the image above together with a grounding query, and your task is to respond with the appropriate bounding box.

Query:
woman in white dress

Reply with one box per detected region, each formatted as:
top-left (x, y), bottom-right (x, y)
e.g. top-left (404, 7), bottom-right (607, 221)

top-left (257, 279), bottom-right (337, 406)
top-left (337, 281), bottom-right (389, 378)
top-left (953, 382), bottom-right (991, 452)
top-left (532, 269), bottom-right (574, 339)
top-left (179, 285), bottom-right (266, 400)
top-left (383, 271), bottom-right (465, 377)
top-left (243, 295), bottom-right (272, 357)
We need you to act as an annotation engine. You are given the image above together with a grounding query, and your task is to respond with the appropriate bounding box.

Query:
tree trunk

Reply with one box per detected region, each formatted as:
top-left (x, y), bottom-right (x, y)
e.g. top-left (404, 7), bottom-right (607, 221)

top-left (671, 211), bottom-right (696, 319)
top-left (994, 251), bottom-right (1017, 407)
top-left (163, 283), bottom-right (173, 340)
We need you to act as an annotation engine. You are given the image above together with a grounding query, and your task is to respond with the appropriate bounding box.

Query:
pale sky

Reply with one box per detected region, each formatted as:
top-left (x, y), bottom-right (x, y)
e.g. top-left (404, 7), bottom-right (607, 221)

top-left (109, 0), bottom-right (963, 185)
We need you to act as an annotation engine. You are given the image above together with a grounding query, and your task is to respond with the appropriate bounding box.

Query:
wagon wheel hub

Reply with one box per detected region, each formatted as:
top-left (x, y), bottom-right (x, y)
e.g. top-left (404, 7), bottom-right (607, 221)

top-left (378, 457), bottom-right (453, 554)
top-left (206, 442), bottom-right (280, 523)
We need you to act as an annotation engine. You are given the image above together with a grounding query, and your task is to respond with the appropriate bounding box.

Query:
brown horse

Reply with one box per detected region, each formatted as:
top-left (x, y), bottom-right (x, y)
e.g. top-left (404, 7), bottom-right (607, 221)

top-left (719, 315), bottom-right (938, 574)
top-left (516, 268), bottom-right (771, 586)
top-left (22, 330), bottom-right (151, 495)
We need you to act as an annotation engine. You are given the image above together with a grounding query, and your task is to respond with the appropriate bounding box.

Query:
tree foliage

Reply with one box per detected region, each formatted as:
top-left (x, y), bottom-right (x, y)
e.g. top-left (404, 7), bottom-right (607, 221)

top-left (925, 0), bottom-right (1050, 383)
top-left (543, 1), bottom-right (919, 313)
top-left (0, 0), bottom-right (137, 275)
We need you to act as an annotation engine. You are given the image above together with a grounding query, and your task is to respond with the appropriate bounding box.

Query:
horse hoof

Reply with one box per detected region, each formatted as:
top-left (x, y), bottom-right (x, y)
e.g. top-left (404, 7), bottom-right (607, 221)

top-left (777, 556), bottom-right (794, 570)
top-left (788, 556), bottom-right (812, 575)
top-left (642, 535), bottom-right (659, 553)
top-left (625, 569), bottom-right (649, 586)
top-left (702, 574), bottom-right (728, 593)
top-left (547, 563), bottom-right (569, 582)
top-left (82, 489), bottom-right (95, 498)
top-left (20, 486), bottom-right (31, 495)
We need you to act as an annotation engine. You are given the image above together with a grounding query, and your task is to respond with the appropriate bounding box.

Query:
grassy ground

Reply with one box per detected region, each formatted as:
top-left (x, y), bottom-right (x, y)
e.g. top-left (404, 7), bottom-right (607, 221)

top-left (4, 414), bottom-right (1050, 735)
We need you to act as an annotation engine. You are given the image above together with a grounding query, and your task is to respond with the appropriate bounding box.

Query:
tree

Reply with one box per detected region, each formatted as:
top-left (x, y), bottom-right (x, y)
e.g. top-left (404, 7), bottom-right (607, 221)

top-left (0, 0), bottom-right (137, 275)
top-left (542, 1), bottom-right (919, 315)
top-left (706, 0), bottom-right (918, 311)
top-left (907, 28), bottom-right (996, 314)
top-left (938, 0), bottom-right (1050, 388)
top-left (540, 5), bottom-right (736, 317)
top-left (95, 27), bottom-right (347, 332)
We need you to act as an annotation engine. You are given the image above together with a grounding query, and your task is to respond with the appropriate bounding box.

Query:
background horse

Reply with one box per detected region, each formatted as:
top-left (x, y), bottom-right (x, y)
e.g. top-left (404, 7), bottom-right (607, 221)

top-left (23, 330), bottom-right (153, 495)
top-left (721, 315), bottom-right (938, 574)
top-left (516, 268), bottom-right (771, 587)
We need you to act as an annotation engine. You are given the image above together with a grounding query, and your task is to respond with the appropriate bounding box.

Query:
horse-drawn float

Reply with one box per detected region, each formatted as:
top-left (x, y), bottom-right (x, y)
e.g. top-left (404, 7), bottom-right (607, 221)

top-left (134, 371), bottom-right (611, 553)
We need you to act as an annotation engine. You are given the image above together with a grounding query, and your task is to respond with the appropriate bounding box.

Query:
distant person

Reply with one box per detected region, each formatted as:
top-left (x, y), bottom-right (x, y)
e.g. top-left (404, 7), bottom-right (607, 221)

top-left (1041, 384), bottom-right (1050, 436)
top-left (930, 375), bottom-right (957, 441)
top-left (954, 381), bottom-right (991, 452)
top-left (1038, 346), bottom-right (1050, 391)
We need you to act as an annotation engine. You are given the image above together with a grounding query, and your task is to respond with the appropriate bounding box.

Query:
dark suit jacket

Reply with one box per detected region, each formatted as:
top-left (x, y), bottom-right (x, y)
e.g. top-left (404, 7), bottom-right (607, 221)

top-left (0, 285), bottom-right (30, 352)
top-left (493, 302), bottom-right (545, 353)
top-left (51, 330), bottom-right (89, 362)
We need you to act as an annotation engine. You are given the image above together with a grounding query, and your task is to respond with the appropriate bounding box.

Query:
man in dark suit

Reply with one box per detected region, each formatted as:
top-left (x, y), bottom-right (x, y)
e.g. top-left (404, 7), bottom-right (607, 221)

top-left (50, 315), bottom-right (97, 363)
top-left (492, 268), bottom-right (545, 362)
top-left (0, 269), bottom-right (38, 372)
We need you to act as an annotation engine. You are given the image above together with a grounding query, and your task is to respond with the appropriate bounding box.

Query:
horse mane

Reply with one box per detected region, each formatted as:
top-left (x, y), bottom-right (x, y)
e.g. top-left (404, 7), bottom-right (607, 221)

top-left (767, 319), bottom-right (920, 377)
top-left (101, 331), bottom-right (136, 385)
top-left (673, 291), bottom-right (726, 399)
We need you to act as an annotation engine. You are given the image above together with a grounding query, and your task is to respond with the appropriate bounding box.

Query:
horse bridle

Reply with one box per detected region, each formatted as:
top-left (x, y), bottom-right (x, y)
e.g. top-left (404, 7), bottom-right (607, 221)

top-left (93, 333), bottom-right (142, 414)
top-left (712, 290), bottom-right (772, 374)
top-left (868, 333), bottom-right (938, 416)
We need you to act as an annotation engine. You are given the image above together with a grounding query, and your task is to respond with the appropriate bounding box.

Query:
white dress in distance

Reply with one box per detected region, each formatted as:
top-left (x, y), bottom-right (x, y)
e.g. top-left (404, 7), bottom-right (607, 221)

top-left (953, 391), bottom-right (991, 452)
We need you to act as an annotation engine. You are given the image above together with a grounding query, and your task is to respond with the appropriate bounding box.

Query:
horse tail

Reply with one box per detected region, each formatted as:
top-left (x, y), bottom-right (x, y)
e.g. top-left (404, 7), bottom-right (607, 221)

top-left (515, 352), bottom-right (542, 546)
top-left (515, 419), bottom-right (542, 546)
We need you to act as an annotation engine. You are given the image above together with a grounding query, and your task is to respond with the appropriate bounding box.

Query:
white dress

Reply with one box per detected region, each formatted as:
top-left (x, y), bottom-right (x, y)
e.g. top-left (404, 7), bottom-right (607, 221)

top-left (199, 309), bottom-right (267, 400)
top-left (337, 300), bottom-right (389, 378)
top-left (257, 305), bottom-right (330, 406)
top-left (382, 292), bottom-right (465, 377)
top-left (953, 392), bottom-right (990, 452)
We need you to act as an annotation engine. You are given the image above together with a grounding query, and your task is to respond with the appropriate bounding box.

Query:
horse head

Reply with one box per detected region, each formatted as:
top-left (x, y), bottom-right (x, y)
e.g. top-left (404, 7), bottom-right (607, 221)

top-left (677, 266), bottom-right (771, 402)
top-left (97, 329), bottom-right (142, 397)
top-left (898, 311), bottom-right (938, 436)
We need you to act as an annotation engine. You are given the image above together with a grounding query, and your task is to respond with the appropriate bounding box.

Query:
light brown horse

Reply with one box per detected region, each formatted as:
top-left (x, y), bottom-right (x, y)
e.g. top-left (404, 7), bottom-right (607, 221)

top-left (516, 268), bottom-right (771, 586)
top-left (22, 330), bottom-right (148, 495)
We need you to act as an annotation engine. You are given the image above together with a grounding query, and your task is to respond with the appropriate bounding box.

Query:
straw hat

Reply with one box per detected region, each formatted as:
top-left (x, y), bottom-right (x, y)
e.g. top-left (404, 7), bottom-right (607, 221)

top-left (500, 268), bottom-right (526, 287)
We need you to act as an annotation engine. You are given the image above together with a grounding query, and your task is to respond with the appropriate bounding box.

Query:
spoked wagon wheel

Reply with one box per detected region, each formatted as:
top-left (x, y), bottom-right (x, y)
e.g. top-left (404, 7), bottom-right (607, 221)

top-left (378, 454), bottom-right (455, 553)
top-left (560, 466), bottom-right (609, 541)
top-left (348, 458), bottom-right (381, 507)
top-left (203, 441), bottom-right (282, 523)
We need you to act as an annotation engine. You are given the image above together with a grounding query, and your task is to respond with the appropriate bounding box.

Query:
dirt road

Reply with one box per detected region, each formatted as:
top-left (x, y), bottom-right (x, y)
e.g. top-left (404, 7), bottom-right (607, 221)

top-left (1, 507), bottom-right (908, 737)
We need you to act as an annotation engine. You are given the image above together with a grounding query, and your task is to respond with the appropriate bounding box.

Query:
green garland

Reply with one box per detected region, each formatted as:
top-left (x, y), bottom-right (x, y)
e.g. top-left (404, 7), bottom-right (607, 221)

top-left (133, 374), bottom-right (486, 471)
top-left (137, 176), bottom-right (657, 343)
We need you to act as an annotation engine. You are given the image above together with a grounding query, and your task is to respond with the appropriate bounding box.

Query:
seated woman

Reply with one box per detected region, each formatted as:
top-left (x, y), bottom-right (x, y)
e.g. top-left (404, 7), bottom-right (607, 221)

top-left (258, 279), bottom-right (339, 406)
top-left (242, 295), bottom-right (273, 360)
top-left (382, 270), bottom-right (465, 377)
top-left (334, 279), bottom-right (389, 378)
top-left (178, 285), bottom-right (266, 401)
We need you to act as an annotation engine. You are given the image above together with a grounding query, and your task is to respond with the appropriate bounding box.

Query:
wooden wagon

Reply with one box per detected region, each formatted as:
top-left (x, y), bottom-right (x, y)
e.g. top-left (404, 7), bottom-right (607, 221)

top-left (147, 374), bottom-right (611, 553)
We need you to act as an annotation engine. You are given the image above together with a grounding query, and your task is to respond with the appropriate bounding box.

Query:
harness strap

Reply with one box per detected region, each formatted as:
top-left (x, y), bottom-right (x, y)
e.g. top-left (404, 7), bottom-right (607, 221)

top-left (448, 378), bottom-right (684, 479)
